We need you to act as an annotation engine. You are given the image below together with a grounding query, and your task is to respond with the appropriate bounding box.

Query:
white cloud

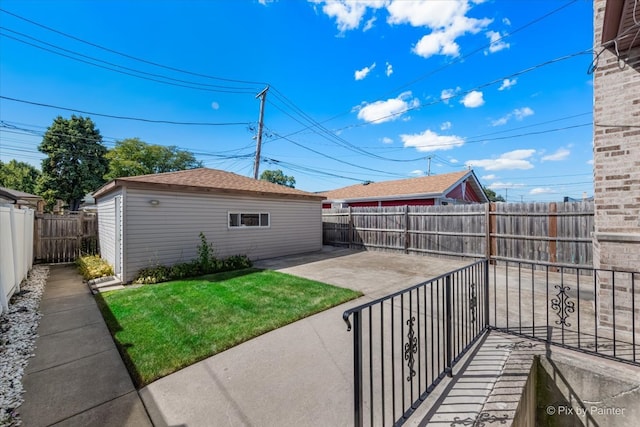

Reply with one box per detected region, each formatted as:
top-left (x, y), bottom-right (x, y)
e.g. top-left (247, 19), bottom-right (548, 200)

top-left (363, 16), bottom-right (377, 31)
top-left (513, 107), bottom-right (534, 120)
top-left (488, 182), bottom-right (525, 190)
top-left (355, 91), bottom-right (419, 124)
top-left (440, 121), bottom-right (452, 130)
top-left (381, 136), bottom-right (394, 144)
top-left (355, 62), bottom-right (376, 80)
top-left (530, 187), bottom-right (555, 195)
top-left (461, 91), bottom-right (484, 108)
top-left (484, 30), bottom-right (510, 55)
top-left (491, 117), bottom-right (509, 127)
top-left (310, 0), bottom-right (387, 32)
top-left (502, 17), bottom-right (511, 26)
top-left (449, 157), bottom-right (459, 163)
top-left (401, 129), bottom-right (465, 152)
top-left (541, 148), bottom-right (570, 162)
top-left (310, 0), bottom-right (491, 58)
top-left (412, 15), bottom-right (491, 58)
top-left (587, 159), bottom-right (594, 165)
top-left (386, 0), bottom-right (491, 59)
top-left (211, 101), bottom-right (220, 110)
top-left (441, 87), bottom-right (460, 104)
top-left (387, 0), bottom-right (469, 28)
top-left (410, 169), bottom-right (424, 175)
top-left (498, 78), bottom-right (517, 91)
top-left (385, 62), bottom-right (393, 77)
top-left (466, 149), bottom-right (536, 171)
top-left (258, 0), bottom-right (275, 4)
top-left (482, 174), bottom-right (497, 180)
top-left (491, 106), bottom-right (534, 126)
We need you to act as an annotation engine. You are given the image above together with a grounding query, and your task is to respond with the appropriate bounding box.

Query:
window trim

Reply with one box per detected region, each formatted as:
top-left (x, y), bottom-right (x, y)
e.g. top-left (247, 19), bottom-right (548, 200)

top-left (228, 211), bottom-right (271, 229)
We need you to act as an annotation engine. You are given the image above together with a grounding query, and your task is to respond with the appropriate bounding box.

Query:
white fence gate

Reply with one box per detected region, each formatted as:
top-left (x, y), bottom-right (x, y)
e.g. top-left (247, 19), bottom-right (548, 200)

top-left (0, 205), bottom-right (34, 315)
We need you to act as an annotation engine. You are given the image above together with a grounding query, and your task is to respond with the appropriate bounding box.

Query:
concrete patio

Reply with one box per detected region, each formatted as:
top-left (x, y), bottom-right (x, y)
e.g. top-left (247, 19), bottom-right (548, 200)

top-left (138, 248), bottom-right (480, 426)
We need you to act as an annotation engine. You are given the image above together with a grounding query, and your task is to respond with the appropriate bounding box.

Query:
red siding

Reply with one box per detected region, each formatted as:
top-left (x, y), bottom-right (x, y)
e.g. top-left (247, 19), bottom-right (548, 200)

top-left (446, 182), bottom-right (483, 203)
top-left (381, 198), bottom-right (435, 207)
top-left (322, 198), bottom-right (437, 208)
top-left (348, 201), bottom-right (380, 208)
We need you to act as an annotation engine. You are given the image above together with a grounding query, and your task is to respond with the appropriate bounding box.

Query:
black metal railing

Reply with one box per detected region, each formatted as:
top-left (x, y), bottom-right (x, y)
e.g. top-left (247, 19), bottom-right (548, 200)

top-left (489, 260), bottom-right (640, 366)
top-left (342, 260), bottom-right (489, 427)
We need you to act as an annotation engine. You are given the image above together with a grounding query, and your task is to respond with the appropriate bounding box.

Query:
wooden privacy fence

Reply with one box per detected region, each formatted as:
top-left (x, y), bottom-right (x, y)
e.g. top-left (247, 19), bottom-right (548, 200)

top-left (322, 201), bottom-right (594, 268)
top-left (34, 212), bottom-right (99, 263)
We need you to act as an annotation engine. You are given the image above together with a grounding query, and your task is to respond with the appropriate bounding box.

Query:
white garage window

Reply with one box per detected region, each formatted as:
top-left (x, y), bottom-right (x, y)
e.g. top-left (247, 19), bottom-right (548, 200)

top-left (229, 212), bottom-right (270, 228)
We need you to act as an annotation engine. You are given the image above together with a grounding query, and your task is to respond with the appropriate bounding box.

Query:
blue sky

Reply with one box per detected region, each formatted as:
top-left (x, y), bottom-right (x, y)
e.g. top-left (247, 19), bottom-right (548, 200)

top-left (0, 0), bottom-right (594, 201)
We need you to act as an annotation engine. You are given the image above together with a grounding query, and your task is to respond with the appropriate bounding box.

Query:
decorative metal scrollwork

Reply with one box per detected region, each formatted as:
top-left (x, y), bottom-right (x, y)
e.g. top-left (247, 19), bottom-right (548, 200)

top-left (451, 412), bottom-right (509, 426)
top-left (404, 316), bottom-right (418, 382)
top-left (496, 340), bottom-right (539, 350)
top-left (550, 284), bottom-right (575, 327)
top-left (469, 283), bottom-right (477, 323)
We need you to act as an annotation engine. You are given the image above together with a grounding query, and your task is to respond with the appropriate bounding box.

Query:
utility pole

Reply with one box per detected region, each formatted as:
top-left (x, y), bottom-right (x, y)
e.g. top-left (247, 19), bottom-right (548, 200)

top-left (253, 85), bottom-right (269, 179)
top-left (505, 188), bottom-right (508, 203)
top-left (427, 156), bottom-right (432, 176)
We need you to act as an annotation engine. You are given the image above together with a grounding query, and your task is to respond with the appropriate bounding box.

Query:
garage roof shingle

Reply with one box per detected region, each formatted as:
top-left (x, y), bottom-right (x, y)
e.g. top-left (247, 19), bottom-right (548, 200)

top-left (93, 168), bottom-right (324, 200)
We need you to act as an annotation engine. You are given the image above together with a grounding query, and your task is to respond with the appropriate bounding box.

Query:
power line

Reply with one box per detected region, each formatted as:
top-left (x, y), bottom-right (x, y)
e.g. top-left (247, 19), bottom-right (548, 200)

top-left (271, 131), bottom-right (407, 177)
top-left (271, 0), bottom-right (581, 135)
top-left (268, 49), bottom-right (592, 160)
top-left (0, 7), bottom-right (268, 86)
top-left (1, 120), bottom-right (258, 157)
top-left (0, 96), bottom-right (250, 126)
top-left (381, 0), bottom-right (580, 98)
top-left (262, 157), bottom-right (367, 183)
top-left (0, 27), bottom-right (258, 94)
top-left (346, 49), bottom-right (593, 127)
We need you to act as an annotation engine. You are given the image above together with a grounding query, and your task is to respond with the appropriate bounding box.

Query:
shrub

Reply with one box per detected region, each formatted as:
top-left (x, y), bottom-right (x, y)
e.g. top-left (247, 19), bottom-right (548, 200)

top-left (170, 261), bottom-right (201, 280)
top-left (221, 255), bottom-right (253, 271)
top-left (76, 255), bottom-right (114, 280)
top-left (133, 265), bottom-right (172, 284)
top-left (132, 233), bottom-right (252, 284)
top-left (197, 232), bottom-right (217, 273)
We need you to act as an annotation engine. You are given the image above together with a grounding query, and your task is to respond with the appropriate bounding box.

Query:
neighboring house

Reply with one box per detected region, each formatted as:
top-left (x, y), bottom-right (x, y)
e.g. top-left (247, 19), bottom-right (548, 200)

top-left (0, 186), bottom-right (44, 213)
top-left (319, 170), bottom-right (488, 209)
top-left (92, 168), bottom-right (325, 283)
top-left (79, 193), bottom-right (97, 212)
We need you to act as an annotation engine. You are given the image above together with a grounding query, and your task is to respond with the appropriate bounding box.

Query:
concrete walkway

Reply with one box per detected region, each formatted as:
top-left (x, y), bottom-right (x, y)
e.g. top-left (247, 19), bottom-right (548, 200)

top-left (20, 264), bottom-right (152, 427)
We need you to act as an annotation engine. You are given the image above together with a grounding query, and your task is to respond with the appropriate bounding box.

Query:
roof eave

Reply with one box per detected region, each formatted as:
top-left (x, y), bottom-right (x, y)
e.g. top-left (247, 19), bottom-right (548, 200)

top-left (94, 180), bottom-right (325, 201)
top-left (324, 191), bottom-right (443, 203)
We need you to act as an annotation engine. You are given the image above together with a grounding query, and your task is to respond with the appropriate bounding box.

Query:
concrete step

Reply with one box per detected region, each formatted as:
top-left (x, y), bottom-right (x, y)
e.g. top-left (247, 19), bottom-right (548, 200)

top-left (90, 284), bottom-right (125, 294)
top-left (87, 276), bottom-right (124, 294)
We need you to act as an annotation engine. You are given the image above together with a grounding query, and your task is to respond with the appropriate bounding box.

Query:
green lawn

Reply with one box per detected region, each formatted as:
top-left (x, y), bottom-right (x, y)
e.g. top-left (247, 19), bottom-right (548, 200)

top-left (96, 268), bottom-right (361, 387)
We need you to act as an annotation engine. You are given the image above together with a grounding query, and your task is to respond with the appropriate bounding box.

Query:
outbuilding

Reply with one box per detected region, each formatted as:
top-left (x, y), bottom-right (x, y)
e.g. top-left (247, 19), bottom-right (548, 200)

top-left (320, 169), bottom-right (488, 208)
top-left (93, 168), bottom-right (324, 283)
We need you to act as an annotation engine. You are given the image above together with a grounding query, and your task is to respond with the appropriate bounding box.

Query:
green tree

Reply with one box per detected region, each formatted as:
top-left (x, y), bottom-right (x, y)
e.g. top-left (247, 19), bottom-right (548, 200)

top-left (0, 159), bottom-right (41, 194)
top-left (259, 169), bottom-right (296, 188)
top-left (37, 115), bottom-right (108, 211)
top-left (105, 137), bottom-right (203, 180)
top-left (483, 186), bottom-right (506, 202)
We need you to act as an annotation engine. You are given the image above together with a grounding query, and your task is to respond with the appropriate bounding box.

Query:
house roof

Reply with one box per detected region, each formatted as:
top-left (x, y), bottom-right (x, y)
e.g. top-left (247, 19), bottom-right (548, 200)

top-left (602, 0), bottom-right (640, 51)
top-left (0, 186), bottom-right (43, 204)
top-left (319, 170), bottom-right (488, 203)
top-left (92, 168), bottom-right (325, 201)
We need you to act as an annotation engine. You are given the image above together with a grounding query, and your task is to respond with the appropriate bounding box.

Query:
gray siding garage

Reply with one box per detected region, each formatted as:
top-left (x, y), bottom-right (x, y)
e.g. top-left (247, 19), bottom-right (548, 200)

top-left (93, 168), bottom-right (324, 283)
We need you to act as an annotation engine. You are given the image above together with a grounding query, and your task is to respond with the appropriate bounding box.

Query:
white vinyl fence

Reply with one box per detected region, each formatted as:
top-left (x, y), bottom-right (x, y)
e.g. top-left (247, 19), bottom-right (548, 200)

top-left (0, 205), bottom-right (34, 315)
